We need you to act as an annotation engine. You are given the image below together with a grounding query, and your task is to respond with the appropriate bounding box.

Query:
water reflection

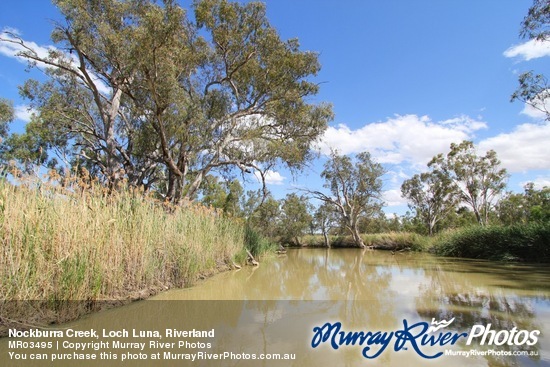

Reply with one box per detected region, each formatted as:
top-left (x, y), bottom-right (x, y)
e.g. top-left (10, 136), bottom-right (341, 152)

top-left (1, 250), bottom-right (549, 366)
top-left (415, 259), bottom-right (549, 366)
top-left (152, 250), bottom-right (550, 366)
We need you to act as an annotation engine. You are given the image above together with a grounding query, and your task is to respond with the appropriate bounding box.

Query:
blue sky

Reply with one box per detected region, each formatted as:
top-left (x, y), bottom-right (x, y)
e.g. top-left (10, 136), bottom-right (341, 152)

top-left (1, 0), bottom-right (549, 215)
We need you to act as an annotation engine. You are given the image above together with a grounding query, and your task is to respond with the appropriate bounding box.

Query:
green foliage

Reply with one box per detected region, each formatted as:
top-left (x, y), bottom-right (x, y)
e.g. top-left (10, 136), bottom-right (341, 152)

top-left (361, 232), bottom-right (430, 252)
top-left (520, 0), bottom-right (550, 41)
top-left (243, 225), bottom-right (276, 257)
top-left (497, 183), bottom-right (550, 225)
top-left (496, 191), bottom-right (529, 225)
top-left (401, 170), bottom-right (457, 235)
top-left (432, 224), bottom-right (550, 262)
top-left (279, 193), bottom-right (312, 245)
top-left (244, 190), bottom-right (280, 238)
top-left (511, 72), bottom-right (550, 120)
top-left (199, 175), bottom-right (244, 216)
top-left (429, 141), bottom-right (508, 226)
top-left (0, 98), bottom-right (14, 139)
top-left (1, 0), bottom-right (332, 202)
top-left (309, 151), bottom-right (385, 248)
top-left (511, 1), bottom-right (550, 120)
top-left (312, 202), bottom-right (338, 247)
top-left (439, 206), bottom-right (478, 229)
top-left (357, 211), bottom-right (397, 233)
top-left (400, 210), bottom-right (428, 235)
top-left (1, 116), bottom-right (56, 172)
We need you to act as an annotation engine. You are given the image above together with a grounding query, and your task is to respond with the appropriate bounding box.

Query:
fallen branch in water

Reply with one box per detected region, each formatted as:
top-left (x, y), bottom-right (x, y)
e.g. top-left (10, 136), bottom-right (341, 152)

top-left (246, 249), bottom-right (259, 266)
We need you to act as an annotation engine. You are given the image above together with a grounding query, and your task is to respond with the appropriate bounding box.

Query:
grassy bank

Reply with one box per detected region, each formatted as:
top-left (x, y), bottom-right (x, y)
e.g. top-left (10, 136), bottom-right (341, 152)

top-left (299, 232), bottom-right (430, 251)
top-left (431, 224), bottom-right (550, 262)
top-left (0, 177), bottom-right (247, 332)
top-left (296, 225), bottom-right (550, 263)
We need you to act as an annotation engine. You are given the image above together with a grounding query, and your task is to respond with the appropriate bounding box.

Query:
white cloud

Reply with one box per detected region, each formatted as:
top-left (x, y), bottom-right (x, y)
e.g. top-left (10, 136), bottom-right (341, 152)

top-left (383, 188), bottom-right (408, 207)
top-left (255, 170), bottom-right (285, 185)
top-left (265, 170), bottom-right (285, 185)
top-left (0, 29), bottom-right (58, 65)
top-left (2, 27), bottom-right (21, 36)
top-left (517, 89), bottom-right (550, 121)
top-left (504, 39), bottom-right (550, 61)
top-left (316, 114), bottom-right (487, 167)
top-left (312, 114), bottom-right (548, 216)
top-left (520, 177), bottom-right (550, 189)
top-left (478, 122), bottom-right (550, 172)
top-left (521, 102), bottom-right (548, 120)
top-left (386, 168), bottom-right (410, 185)
top-left (317, 115), bottom-right (488, 213)
top-left (531, 177), bottom-right (550, 189)
top-left (0, 28), bottom-right (111, 95)
top-left (14, 104), bottom-right (36, 122)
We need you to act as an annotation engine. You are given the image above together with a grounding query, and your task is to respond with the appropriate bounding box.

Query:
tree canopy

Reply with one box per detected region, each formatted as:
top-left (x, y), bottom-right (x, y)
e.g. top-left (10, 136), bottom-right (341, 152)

top-left (0, 0), bottom-right (332, 202)
top-left (428, 141), bottom-right (508, 226)
top-left (497, 183), bottom-right (550, 225)
top-left (279, 193), bottom-right (312, 246)
top-left (306, 151), bottom-right (385, 248)
top-left (313, 202), bottom-right (338, 248)
top-left (0, 98), bottom-right (13, 140)
top-left (401, 170), bottom-right (457, 235)
top-left (511, 0), bottom-right (550, 121)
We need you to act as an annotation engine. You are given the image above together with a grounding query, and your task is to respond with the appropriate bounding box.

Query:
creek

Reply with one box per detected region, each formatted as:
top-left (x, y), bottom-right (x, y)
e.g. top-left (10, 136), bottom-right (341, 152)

top-left (2, 249), bottom-right (549, 366)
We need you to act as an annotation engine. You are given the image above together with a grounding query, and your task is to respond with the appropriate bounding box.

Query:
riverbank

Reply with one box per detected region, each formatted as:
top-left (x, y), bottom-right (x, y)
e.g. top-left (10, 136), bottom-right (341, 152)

top-left (432, 224), bottom-right (550, 262)
top-left (0, 178), bottom-right (249, 335)
top-left (295, 224), bottom-right (550, 262)
top-left (298, 232), bottom-right (429, 251)
top-left (2, 176), bottom-right (547, 335)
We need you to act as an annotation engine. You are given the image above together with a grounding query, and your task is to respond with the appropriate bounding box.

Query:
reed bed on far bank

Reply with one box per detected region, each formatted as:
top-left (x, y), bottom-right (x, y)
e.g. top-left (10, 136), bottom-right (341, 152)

top-left (299, 232), bottom-right (429, 251)
top-left (0, 173), bottom-right (245, 329)
top-left (432, 224), bottom-right (550, 262)
top-left (361, 232), bottom-right (430, 251)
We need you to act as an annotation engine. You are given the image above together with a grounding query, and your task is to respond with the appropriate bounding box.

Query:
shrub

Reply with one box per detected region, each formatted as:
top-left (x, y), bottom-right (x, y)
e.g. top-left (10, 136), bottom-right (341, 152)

top-left (432, 224), bottom-right (550, 262)
top-left (244, 225), bottom-right (277, 258)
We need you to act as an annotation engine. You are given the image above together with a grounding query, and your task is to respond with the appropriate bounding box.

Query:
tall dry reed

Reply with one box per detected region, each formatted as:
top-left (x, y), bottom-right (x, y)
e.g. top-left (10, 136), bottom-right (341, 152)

top-left (0, 172), bottom-right (244, 328)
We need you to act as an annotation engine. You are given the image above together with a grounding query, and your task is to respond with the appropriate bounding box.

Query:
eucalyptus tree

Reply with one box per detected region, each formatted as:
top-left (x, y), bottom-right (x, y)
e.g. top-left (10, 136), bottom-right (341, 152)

top-left (0, 98), bottom-right (14, 176)
top-left (222, 179), bottom-right (245, 216)
top-left (0, 116), bottom-right (55, 174)
top-left (2, 0), bottom-right (169, 188)
top-left (313, 202), bottom-right (338, 248)
top-left (307, 151), bottom-right (385, 248)
top-left (0, 0), bottom-right (332, 202)
top-left (0, 98), bottom-right (13, 140)
top-left (524, 183), bottom-right (550, 223)
top-left (511, 0), bottom-right (550, 121)
top-left (401, 171), bottom-right (457, 235)
top-left (496, 191), bottom-right (530, 226)
top-left (244, 190), bottom-right (281, 239)
top-left (279, 193), bottom-right (312, 246)
top-left (199, 175), bottom-right (244, 216)
top-left (428, 141), bottom-right (508, 226)
top-left (497, 183), bottom-right (550, 225)
top-left (0, 99), bottom-right (52, 174)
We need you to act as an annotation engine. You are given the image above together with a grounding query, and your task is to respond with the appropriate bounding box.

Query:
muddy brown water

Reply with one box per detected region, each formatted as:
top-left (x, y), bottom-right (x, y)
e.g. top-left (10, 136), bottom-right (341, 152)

top-left (2, 249), bottom-right (550, 366)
